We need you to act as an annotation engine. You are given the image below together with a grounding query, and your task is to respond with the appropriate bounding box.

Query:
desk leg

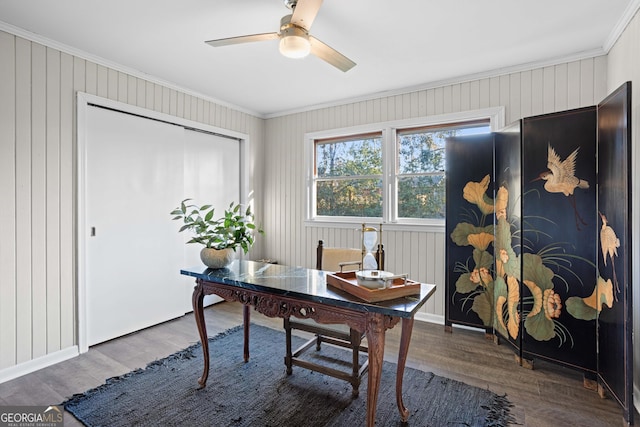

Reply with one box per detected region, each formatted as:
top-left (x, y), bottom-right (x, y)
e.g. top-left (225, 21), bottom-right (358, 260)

top-left (365, 314), bottom-right (385, 427)
top-left (192, 282), bottom-right (209, 388)
top-left (243, 305), bottom-right (250, 362)
top-left (396, 317), bottom-right (414, 422)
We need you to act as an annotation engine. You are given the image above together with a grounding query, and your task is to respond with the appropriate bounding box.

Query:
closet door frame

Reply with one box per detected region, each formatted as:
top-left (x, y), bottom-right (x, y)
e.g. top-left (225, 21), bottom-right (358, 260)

top-left (76, 92), bottom-right (250, 353)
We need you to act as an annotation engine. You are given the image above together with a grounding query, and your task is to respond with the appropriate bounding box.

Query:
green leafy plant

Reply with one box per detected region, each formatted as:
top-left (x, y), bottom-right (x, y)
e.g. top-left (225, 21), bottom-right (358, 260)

top-left (170, 199), bottom-right (263, 254)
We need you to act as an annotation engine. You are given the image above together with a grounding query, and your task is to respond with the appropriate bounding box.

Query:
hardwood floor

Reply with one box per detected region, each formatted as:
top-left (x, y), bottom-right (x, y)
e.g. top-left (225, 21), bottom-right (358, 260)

top-left (0, 301), bottom-right (634, 426)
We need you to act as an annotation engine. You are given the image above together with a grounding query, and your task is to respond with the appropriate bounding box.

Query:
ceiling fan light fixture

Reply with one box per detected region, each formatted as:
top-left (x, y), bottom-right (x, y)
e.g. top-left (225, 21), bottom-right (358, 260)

top-left (279, 24), bottom-right (311, 59)
top-left (279, 35), bottom-right (311, 58)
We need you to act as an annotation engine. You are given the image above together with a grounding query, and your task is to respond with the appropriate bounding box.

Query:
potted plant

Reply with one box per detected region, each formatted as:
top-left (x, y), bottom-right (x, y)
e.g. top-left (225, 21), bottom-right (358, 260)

top-left (170, 198), bottom-right (263, 268)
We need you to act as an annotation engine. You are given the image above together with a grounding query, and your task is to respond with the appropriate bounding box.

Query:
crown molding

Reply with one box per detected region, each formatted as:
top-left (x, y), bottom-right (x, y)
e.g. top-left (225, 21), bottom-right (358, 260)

top-left (0, 20), bottom-right (264, 119)
top-left (603, 0), bottom-right (640, 52)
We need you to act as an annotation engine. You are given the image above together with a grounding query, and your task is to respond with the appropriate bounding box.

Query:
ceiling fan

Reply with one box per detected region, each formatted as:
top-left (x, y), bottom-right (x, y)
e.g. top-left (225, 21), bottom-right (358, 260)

top-left (205, 0), bottom-right (356, 72)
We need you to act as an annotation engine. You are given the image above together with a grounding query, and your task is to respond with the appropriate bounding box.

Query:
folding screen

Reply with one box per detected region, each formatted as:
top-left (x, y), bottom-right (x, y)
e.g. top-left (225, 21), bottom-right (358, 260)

top-left (596, 82), bottom-right (633, 424)
top-left (444, 134), bottom-right (495, 334)
top-left (492, 123), bottom-right (523, 355)
top-left (445, 82), bottom-right (632, 423)
top-left (521, 107), bottom-right (598, 373)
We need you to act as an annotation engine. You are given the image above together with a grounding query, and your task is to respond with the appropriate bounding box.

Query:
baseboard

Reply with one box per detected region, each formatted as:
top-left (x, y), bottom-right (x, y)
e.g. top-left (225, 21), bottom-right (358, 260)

top-left (413, 313), bottom-right (487, 333)
top-left (0, 346), bottom-right (79, 384)
top-left (414, 312), bottom-right (444, 325)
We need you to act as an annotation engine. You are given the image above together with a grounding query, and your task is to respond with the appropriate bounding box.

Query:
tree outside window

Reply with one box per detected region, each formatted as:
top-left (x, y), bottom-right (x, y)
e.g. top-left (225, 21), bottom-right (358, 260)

top-left (397, 122), bottom-right (490, 219)
top-left (315, 134), bottom-right (383, 217)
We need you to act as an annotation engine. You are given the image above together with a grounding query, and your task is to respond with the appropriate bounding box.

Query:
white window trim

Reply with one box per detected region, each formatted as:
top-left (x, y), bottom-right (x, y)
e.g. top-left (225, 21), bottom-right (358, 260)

top-left (304, 106), bottom-right (505, 232)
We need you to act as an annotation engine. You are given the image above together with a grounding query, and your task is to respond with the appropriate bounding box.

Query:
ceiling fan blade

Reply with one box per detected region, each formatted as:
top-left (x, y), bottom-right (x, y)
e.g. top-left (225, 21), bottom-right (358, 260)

top-left (205, 32), bottom-right (279, 47)
top-left (291, 0), bottom-right (323, 30)
top-left (309, 36), bottom-right (356, 72)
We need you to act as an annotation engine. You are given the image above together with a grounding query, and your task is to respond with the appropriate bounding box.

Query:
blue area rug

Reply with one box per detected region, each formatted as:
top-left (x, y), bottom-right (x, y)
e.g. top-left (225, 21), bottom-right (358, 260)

top-left (63, 324), bottom-right (514, 426)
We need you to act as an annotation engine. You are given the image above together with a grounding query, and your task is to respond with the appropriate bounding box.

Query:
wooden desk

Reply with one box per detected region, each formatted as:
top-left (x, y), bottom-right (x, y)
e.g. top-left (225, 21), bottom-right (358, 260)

top-left (181, 261), bottom-right (436, 426)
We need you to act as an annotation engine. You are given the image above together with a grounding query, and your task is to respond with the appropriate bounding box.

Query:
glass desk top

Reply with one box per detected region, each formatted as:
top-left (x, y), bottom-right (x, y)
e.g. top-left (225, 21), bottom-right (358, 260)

top-left (181, 260), bottom-right (436, 318)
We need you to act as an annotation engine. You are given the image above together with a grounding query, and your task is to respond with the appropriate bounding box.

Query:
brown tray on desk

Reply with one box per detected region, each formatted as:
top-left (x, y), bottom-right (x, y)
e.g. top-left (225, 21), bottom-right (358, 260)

top-left (326, 271), bottom-right (421, 303)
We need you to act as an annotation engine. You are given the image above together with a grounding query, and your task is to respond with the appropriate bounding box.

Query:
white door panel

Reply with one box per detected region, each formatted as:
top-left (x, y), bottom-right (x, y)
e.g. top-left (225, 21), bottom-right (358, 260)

top-left (183, 129), bottom-right (241, 309)
top-left (85, 107), bottom-right (185, 346)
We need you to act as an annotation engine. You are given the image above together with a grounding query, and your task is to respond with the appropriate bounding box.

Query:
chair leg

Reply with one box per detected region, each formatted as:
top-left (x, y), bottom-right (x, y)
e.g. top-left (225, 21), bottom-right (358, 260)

top-left (284, 318), bottom-right (293, 375)
top-left (284, 321), bottom-right (367, 398)
top-left (350, 328), bottom-right (362, 397)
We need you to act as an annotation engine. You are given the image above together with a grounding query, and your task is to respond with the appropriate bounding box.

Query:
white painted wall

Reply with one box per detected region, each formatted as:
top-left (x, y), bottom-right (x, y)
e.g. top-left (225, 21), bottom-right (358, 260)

top-left (606, 7), bottom-right (640, 415)
top-left (0, 29), bottom-right (265, 382)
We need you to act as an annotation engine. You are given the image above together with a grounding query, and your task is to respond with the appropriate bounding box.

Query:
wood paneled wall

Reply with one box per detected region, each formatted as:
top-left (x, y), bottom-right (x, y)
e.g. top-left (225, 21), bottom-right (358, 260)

top-left (0, 30), bottom-right (265, 376)
top-left (263, 56), bottom-right (608, 323)
top-left (605, 7), bottom-right (640, 415)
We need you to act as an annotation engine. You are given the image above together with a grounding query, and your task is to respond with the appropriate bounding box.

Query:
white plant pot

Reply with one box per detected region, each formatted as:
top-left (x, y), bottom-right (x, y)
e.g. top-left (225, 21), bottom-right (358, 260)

top-left (200, 247), bottom-right (235, 269)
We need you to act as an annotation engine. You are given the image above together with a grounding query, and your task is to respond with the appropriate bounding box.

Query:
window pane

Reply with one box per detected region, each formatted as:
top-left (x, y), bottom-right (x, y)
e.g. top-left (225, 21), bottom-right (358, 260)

top-left (317, 178), bottom-right (382, 217)
top-left (397, 124), bottom-right (490, 174)
top-left (316, 137), bottom-right (382, 178)
top-left (398, 133), bottom-right (447, 174)
top-left (397, 176), bottom-right (445, 219)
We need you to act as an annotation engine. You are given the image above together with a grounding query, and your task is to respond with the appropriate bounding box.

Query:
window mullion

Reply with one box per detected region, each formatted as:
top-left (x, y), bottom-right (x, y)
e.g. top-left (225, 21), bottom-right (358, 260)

top-left (316, 174), bottom-right (382, 182)
top-left (385, 127), bottom-right (397, 223)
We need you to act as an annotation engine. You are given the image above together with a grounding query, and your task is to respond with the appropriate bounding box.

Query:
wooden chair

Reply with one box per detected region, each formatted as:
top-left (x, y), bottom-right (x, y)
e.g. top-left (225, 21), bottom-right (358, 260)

top-left (284, 240), bottom-right (384, 397)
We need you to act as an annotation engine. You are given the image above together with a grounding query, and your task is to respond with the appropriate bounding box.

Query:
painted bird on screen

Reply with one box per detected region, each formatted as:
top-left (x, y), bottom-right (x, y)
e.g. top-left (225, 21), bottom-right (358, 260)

top-left (533, 144), bottom-right (589, 230)
top-left (599, 211), bottom-right (620, 300)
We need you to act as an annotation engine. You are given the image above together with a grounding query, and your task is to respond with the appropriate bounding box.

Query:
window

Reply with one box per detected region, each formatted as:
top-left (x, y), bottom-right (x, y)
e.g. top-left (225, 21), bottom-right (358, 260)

top-left (306, 107), bottom-right (504, 227)
top-left (396, 121), bottom-right (491, 219)
top-left (315, 133), bottom-right (383, 217)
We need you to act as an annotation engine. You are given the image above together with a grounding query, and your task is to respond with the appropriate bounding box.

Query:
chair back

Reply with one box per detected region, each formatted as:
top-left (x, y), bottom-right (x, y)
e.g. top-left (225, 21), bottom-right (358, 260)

top-left (316, 240), bottom-right (362, 272)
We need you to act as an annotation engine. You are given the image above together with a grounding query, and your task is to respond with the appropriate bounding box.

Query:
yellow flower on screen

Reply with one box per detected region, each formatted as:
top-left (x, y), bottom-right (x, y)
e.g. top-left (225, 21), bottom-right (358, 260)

top-left (463, 175), bottom-right (494, 215)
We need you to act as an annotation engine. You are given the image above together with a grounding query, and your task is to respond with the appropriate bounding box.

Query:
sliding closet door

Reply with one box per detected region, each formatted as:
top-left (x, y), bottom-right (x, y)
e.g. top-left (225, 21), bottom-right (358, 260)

top-left (182, 129), bottom-right (241, 309)
top-left (85, 106), bottom-right (185, 346)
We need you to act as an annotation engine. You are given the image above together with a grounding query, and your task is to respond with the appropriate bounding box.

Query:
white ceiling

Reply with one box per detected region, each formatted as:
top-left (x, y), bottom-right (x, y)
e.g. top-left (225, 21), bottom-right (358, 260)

top-left (0, 0), bottom-right (636, 117)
